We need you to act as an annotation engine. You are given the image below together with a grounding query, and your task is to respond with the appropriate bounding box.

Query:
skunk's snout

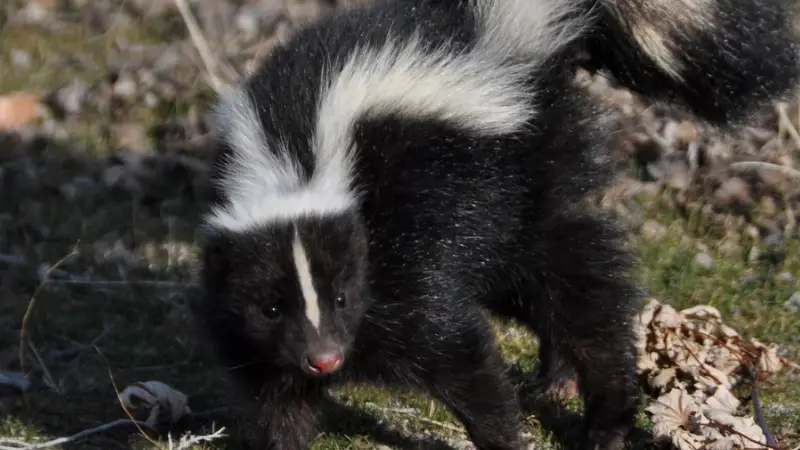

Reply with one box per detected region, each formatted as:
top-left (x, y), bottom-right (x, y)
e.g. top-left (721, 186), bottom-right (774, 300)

top-left (302, 345), bottom-right (344, 376)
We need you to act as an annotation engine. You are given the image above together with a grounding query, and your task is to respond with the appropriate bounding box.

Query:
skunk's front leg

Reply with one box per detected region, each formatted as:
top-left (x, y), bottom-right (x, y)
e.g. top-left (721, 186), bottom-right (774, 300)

top-left (408, 311), bottom-right (525, 450)
top-left (250, 381), bottom-right (324, 450)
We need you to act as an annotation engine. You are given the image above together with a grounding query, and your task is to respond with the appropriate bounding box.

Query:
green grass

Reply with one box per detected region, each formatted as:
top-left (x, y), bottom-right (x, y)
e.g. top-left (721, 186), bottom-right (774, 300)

top-left (1, 5), bottom-right (799, 450)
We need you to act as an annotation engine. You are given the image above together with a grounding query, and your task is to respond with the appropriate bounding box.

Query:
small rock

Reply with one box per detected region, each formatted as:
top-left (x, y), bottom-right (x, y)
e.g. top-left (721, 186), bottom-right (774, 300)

top-left (144, 92), bottom-right (159, 108)
top-left (236, 6), bottom-right (261, 41)
top-left (20, 0), bottom-right (55, 23)
top-left (641, 219), bottom-right (666, 240)
top-left (672, 120), bottom-right (698, 146)
top-left (447, 440), bottom-right (477, 450)
top-left (748, 245), bottom-right (761, 263)
top-left (718, 239), bottom-right (741, 257)
top-left (763, 232), bottom-right (783, 248)
top-left (59, 177), bottom-right (96, 201)
top-left (287, 0), bottom-right (328, 25)
top-left (113, 75), bottom-right (138, 100)
top-left (113, 123), bottom-right (151, 151)
top-left (760, 196), bottom-right (778, 215)
top-left (706, 140), bottom-right (733, 162)
top-left (103, 165), bottom-right (127, 187)
top-left (103, 240), bottom-right (140, 267)
top-left (10, 49), bottom-right (32, 69)
top-left (694, 252), bottom-right (713, 269)
top-left (745, 224), bottom-right (761, 240)
top-left (666, 161), bottom-right (691, 190)
top-left (0, 372), bottom-right (31, 392)
top-left (776, 272), bottom-right (794, 284)
top-left (153, 48), bottom-right (180, 74)
top-left (157, 82), bottom-right (177, 101)
top-left (275, 20), bottom-right (293, 43)
top-left (138, 70), bottom-right (156, 88)
top-left (713, 177), bottom-right (752, 207)
top-left (56, 79), bottom-right (91, 115)
top-left (784, 292), bottom-right (800, 313)
top-left (604, 87), bottom-right (636, 116)
top-left (742, 268), bottom-right (757, 283)
top-left (131, 0), bottom-right (172, 17)
top-left (40, 118), bottom-right (69, 140)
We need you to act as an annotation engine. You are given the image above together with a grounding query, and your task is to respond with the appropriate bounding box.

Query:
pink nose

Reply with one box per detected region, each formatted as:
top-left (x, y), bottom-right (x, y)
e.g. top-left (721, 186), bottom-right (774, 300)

top-left (307, 351), bottom-right (343, 374)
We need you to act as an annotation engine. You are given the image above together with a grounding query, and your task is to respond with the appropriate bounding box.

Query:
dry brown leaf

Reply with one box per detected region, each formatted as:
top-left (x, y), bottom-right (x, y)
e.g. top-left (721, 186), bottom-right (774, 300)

top-left (647, 388), bottom-right (704, 437)
top-left (681, 305), bottom-right (722, 320)
top-left (654, 304), bottom-right (684, 329)
top-left (705, 409), bottom-right (769, 449)
top-left (0, 92), bottom-right (41, 130)
top-left (704, 385), bottom-right (740, 414)
top-left (637, 299), bottom-right (796, 450)
top-left (751, 339), bottom-right (784, 378)
top-left (649, 367), bottom-right (677, 392)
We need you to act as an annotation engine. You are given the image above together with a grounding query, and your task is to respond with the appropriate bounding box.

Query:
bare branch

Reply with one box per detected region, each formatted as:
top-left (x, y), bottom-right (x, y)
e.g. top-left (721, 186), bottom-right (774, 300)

top-left (749, 366), bottom-right (778, 449)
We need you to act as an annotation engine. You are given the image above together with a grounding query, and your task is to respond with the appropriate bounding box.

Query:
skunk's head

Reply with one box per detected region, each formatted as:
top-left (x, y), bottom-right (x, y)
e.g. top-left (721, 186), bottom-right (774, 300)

top-left (201, 210), bottom-right (370, 378)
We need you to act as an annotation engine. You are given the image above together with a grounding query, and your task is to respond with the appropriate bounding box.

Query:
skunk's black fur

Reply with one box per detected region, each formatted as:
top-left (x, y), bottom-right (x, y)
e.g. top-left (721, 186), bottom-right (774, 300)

top-left (198, 0), bottom-right (800, 448)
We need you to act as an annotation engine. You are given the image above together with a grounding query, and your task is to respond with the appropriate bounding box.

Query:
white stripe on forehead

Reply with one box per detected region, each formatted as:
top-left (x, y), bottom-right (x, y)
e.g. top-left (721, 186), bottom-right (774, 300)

top-left (292, 228), bottom-right (322, 332)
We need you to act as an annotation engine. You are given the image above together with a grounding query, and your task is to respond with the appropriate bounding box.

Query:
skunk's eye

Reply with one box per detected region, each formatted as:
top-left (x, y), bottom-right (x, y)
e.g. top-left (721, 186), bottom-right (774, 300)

top-left (262, 304), bottom-right (281, 319)
top-left (334, 293), bottom-right (346, 308)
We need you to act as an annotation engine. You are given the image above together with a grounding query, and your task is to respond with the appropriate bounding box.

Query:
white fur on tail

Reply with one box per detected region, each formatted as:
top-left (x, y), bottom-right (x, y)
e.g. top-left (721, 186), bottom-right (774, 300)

top-left (603, 0), bottom-right (713, 80)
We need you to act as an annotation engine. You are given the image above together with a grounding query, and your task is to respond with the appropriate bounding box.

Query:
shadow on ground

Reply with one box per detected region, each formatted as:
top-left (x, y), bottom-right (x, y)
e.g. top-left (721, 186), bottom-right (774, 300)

top-left (0, 131), bottom-right (656, 450)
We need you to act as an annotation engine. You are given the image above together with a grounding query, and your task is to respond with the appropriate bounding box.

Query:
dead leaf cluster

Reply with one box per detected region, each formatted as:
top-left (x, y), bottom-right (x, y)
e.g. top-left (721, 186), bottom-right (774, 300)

top-left (635, 298), bottom-right (798, 449)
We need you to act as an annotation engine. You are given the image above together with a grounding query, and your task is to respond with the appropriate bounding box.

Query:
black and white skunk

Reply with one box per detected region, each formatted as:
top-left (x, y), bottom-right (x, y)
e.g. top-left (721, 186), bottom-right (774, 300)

top-left (198, 0), bottom-right (800, 447)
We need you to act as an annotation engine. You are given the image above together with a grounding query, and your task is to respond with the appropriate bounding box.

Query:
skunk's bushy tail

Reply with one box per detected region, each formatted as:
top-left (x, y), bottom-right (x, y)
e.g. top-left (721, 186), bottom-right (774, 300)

top-left (581, 0), bottom-right (800, 125)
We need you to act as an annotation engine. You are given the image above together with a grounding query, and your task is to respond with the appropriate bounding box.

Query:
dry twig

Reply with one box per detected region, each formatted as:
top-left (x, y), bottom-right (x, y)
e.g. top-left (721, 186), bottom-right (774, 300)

top-left (93, 345), bottom-right (163, 448)
top-left (19, 245), bottom-right (80, 377)
top-left (750, 366), bottom-right (778, 449)
top-left (0, 419), bottom-right (157, 450)
top-left (173, 0), bottom-right (227, 93)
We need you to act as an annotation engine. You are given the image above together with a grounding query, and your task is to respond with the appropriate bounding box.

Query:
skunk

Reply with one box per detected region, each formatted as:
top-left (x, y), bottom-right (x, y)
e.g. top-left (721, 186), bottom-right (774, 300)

top-left (198, 0), bottom-right (800, 447)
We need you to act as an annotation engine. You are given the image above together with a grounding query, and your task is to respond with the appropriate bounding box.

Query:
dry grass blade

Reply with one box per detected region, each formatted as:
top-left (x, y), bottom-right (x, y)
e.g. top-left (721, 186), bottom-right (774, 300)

top-left (93, 345), bottom-right (162, 448)
top-left (173, 0), bottom-right (227, 93)
top-left (166, 428), bottom-right (227, 450)
top-left (44, 279), bottom-right (198, 289)
top-left (18, 245), bottom-right (80, 377)
top-left (26, 341), bottom-right (57, 393)
top-left (368, 405), bottom-right (466, 434)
